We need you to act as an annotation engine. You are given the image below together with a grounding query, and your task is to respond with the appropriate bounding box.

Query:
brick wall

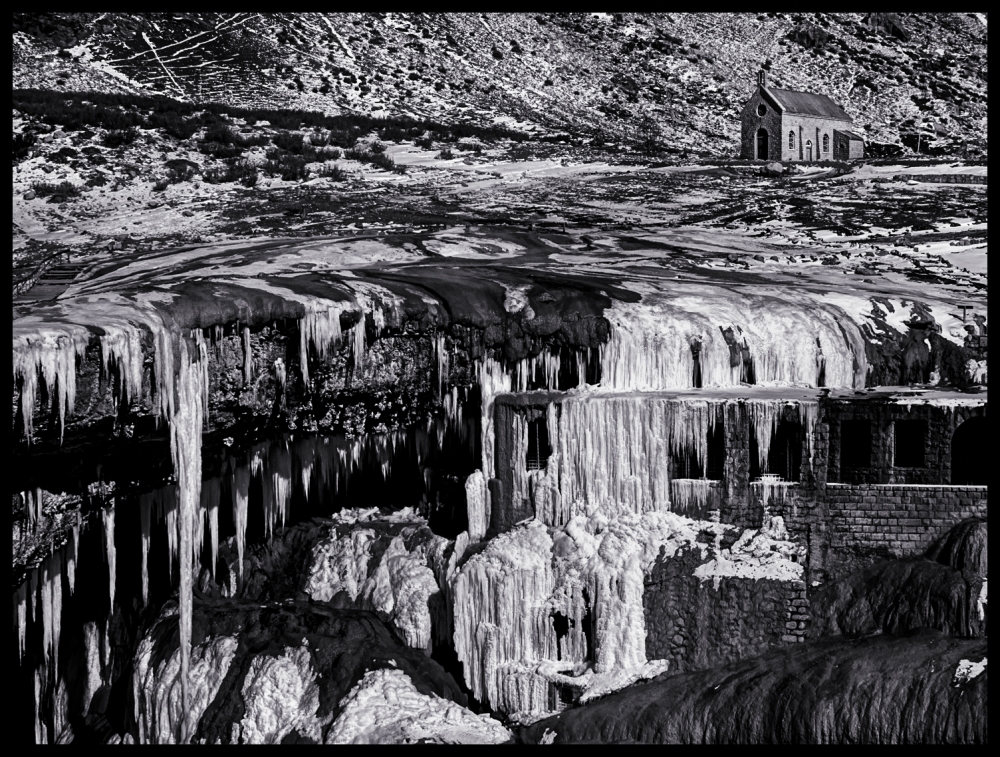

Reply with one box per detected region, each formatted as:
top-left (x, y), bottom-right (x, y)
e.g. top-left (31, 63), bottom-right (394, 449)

top-left (825, 403), bottom-right (985, 486)
top-left (781, 114), bottom-right (852, 162)
top-left (823, 483), bottom-right (987, 579)
top-left (644, 546), bottom-right (809, 673)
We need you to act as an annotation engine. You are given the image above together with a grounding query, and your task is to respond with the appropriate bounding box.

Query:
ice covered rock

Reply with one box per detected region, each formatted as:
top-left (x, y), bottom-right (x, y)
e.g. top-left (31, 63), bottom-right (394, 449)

top-left (327, 668), bottom-right (511, 744)
top-left (131, 597), bottom-right (467, 744)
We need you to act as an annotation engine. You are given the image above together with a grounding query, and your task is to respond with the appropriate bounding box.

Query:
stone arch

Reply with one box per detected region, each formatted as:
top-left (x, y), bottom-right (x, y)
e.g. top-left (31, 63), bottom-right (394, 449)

top-left (951, 416), bottom-right (987, 485)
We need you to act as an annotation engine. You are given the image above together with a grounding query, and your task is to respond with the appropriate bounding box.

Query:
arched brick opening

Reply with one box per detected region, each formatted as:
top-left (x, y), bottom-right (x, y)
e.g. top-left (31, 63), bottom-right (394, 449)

top-left (951, 416), bottom-right (987, 485)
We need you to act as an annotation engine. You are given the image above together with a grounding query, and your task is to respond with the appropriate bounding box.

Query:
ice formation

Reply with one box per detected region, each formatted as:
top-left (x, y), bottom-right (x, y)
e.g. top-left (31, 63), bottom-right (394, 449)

top-left (692, 515), bottom-right (805, 589)
top-left (507, 394), bottom-right (821, 526)
top-left (752, 475), bottom-right (796, 515)
top-left (133, 632), bottom-right (239, 744)
top-left (465, 469), bottom-right (489, 541)
top-left (452, 520), bottom-right (556, 711)
top-left (241, 325), bottom-right (253, 385)
top-left (327, 668), bottom-right (511, 744)
top-left (232, 642), bottom-right (332, 744)
top-left (102, 506), bottom-right (116, 614)
top-left (231, 466), bottom-right (251, 585)
top-left (304, 516), bottom-right (445, 651)
top-left (599, 288), bottom-right (869, 390)
top-left (669, 478), bottom-right (721, 515)
top-left (167, 336), bottom-right (206, 739)
top-left (451, 510), bottom-right (725, 715)
top-left (12, 326), bottom-right (90, 443)
top-left (299, 305), bottom-right (344, 387)
top-left (952, 657), bottom-right (987, 686)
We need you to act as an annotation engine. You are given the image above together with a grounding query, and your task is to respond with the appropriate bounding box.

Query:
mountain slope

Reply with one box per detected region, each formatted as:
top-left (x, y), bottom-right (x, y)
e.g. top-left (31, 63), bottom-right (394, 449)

top-left (12, 12), bottom-right (988, 157)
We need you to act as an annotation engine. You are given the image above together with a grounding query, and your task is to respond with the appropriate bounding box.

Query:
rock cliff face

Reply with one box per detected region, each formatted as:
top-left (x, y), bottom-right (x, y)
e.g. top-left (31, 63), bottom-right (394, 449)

top-left (520, 629), bottom-right (986, 744)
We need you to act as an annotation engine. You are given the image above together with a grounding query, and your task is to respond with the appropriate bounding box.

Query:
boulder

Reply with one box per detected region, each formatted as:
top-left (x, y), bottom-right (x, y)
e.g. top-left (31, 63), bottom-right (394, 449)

top-left (764, 162), bottom-right (784, 176)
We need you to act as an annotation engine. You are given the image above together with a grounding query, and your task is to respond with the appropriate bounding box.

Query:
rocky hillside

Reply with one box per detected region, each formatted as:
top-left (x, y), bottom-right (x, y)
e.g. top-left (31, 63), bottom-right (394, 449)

top-left (12, 12), bottom-right (988, 157)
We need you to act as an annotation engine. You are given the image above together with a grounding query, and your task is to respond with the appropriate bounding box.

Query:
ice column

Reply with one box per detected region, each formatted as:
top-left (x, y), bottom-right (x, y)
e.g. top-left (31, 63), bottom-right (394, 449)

top-left (465, 470), bottom-right (490, 542)
top-left (102, 506), bottom-right (116, 613)
top-left (452, 521), bottom-right (556, 710)
top-left (232, 466), bottom-right (251, 585)
top-left (168, 335), bottom-right (205, 741)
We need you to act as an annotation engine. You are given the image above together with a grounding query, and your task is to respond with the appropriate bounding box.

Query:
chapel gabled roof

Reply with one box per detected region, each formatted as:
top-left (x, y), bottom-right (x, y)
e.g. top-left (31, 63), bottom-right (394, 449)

top-left (766, 87), bottom-right (852, 121)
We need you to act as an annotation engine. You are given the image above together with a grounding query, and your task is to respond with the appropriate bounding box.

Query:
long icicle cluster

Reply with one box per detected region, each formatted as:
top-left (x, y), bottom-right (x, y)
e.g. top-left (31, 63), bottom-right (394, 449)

top-left (168, 335), bottom-right (205, 744)
top-left (13, 330), bottom-right (90, 443)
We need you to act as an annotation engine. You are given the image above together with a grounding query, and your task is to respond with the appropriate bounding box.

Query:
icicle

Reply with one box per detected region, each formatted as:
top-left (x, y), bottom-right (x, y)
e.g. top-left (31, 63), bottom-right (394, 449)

top-left (273, 445), bottom-right (293, 533)
top-left (747, 400), bottom-right (782, 471)
top-left (232, 466), bottom-right (250, 585)
top-left (102, 505), bottom-right (116, 613)
top-left (66, 514), bottom-right (78, 595)
top-left (434, 332), bottom-right (449, 397)
top-left (201, 478), bottom-right (221, 579)
top-left (193, 329), bottom-right (210, 427)
top-left (165, 487), bottom-right (178, 581)
top-left (476, 356), bottom-right (512, 485)
top-left (50, 550), bottom-right (62, 674)
top-left (99, 322), bottom-right (144, 413)
top-left (13, 331), bottom-right (89, 444)
top-left (34, 666), bottom-right (47, 744)
top-left (274, 358), bottom-right (286, 394)
top-left (241, 326), bottom-right (253, 386)
top-left (669, 478), bottom-right (718, 515)
top-left (350, 316), bottom-right (366, 371)
top-left (30, 567), bottom-right (39, 624)
top-left (140, 492), bottom-right (152, 606)
top-left (752, 475), bottom-right (794, 516)
top-left (41, 560), bottom-right (53, 666)
top-left (299, 306), bottom-right (343, 387)
top-left (169, 335), bottom-right (205, 742)
top-left (154, 326), bottom-right (176, 424)
top-left (16, 583), bottom-right (27, 662)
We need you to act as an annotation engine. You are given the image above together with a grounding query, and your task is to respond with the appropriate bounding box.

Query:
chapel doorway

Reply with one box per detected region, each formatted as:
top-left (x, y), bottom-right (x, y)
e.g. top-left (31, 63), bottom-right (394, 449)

top-left (805, 140), bottom-right (813, 161)
top-left (756, 128), bottom-right (769, 160)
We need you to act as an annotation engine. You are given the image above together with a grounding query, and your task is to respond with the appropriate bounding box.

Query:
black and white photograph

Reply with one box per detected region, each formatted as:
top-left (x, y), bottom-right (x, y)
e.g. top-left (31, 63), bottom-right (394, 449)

top-left (11, 12), bottom-right (986, 744)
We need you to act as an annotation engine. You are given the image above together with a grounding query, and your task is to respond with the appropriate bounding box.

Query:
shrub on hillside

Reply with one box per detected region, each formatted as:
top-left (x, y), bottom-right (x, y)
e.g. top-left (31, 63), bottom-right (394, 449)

top-left (31, 180), bottom-right (81, 202)
top-left (316, 163), bottom-right (347, 181)
top-left (437, 148), bottom-right (454, 160)
top-left (164, 158), bottom-right (198, 184)
top-left (414, 136), bottom-right (434, 149)
top-left (102, 126), bottom-right (139, 147)
top-left (203, 159), bottom-right (258, 185)
top-left (199, 141), bottom-right (244, 160)
top-left (272, 131), bottom-right (306, 153)
top-left (263, 153), bottom-right (309, 181)
top-left (13, 132), bottom-right (37, 163)
top-left (343, 147), bottom-right (405, 173)
top-left (149, 111), bottom-right (199, 140)
top-left (11, 88), bottom-right (531, 151)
